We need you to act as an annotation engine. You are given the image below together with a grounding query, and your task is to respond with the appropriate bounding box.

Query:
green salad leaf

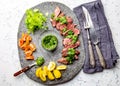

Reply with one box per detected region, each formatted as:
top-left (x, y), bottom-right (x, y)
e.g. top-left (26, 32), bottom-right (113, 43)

top-left (25, 9), bottom-right (48, 34)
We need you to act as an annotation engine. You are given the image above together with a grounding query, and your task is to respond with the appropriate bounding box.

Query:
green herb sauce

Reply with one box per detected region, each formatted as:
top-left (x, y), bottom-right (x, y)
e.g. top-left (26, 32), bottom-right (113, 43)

top-left (41, 35), bottom-right (58, 51)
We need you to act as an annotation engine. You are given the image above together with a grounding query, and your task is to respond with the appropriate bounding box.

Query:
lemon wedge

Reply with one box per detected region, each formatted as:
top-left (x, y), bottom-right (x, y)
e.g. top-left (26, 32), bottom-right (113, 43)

top-left (56, 65), bottom-right (67, 70)
top-left (39, 70), bottom-right (47, 82)
top-left (53, 69), bottom-right (61, 79)
top-left (35, 67), bottom-right (42, 77)
top-left (48, 61), bottom-right (56, 71)
top-left (47, 71), bottom-right (55, 80)
top-left (43, 66), bottom-right (48, 76)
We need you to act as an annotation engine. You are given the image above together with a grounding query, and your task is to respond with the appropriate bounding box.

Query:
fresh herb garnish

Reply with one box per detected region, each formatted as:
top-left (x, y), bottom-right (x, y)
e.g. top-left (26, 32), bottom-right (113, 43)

top-left (59, 16), bottom-right (67, 24)
top-left (66, 35), bottom-right (73, 38)
top-left (62, 28), bottom-right (67, 32)
top-left (66, 48), bottom-right (76, 64)
top-left (36, 57), bottom-right (45, 66)
top-left (67, 48), bottom-right (75, 57)
top-left (51, 13), bottom-right (55, 19)
top-left (67, 30), bottom-right (74, 35)
top-left (65, 30), bottom-right (78, 44)
top-left (72, 35), bottom-right (78, 44)
top-left (55, 16), bottom-right (67, 24)
top-left (65, 30), bottom-right (74, 38)
top-left (55, 17), bottom-right (60, 21)
top-left (66, 56), bottom-right (74, 64)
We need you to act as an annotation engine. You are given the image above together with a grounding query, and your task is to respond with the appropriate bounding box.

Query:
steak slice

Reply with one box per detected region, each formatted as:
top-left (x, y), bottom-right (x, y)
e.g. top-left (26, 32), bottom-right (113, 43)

top-left (66, 16), bottom-right (73, 23)
top-left (63, 38), bottom-right (72, 47)
top-left (57, 58), bottom-right (68, 64)
top-left (50, 19), bottom-right (57, 27)
top-left (54, 7), bottom-right (61, 18)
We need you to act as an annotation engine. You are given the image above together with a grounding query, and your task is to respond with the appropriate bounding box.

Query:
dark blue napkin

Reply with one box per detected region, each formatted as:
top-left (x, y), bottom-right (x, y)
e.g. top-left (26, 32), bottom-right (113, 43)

top-left (73, 0), bottom-right (119, 73)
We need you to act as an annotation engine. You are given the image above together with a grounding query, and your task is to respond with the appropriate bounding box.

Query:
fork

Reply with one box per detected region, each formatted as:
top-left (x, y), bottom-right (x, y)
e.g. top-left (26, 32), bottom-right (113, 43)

top-left (91, 31), bottom-right (106, 68)
top-left (84, 20), bottom-right (95, 68)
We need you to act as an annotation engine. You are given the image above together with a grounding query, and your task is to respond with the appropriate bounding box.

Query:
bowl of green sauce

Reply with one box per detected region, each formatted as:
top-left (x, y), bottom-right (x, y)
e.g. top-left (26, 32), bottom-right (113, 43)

top-left (41, 35), bottom-right (58, 51)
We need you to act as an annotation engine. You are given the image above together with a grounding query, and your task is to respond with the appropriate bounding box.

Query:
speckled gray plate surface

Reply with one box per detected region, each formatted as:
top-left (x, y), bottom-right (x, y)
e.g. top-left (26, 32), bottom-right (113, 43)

top-left (18, 1), bottom-right (85, 85)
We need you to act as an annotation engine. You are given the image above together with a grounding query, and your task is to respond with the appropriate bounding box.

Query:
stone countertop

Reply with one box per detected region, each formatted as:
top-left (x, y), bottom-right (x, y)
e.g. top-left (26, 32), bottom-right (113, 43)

top-left (0, 0), bottom-right (120, 86)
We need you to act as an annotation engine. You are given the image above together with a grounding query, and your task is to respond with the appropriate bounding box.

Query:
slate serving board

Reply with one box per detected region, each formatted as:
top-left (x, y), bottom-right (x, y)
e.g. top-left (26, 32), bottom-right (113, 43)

top-left (17, 1), bottom-right (85, 85)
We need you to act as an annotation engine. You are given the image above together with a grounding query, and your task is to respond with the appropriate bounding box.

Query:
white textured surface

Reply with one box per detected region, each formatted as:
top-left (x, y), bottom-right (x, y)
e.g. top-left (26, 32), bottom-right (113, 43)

top-left (0, 0), bottom-right (120, 86)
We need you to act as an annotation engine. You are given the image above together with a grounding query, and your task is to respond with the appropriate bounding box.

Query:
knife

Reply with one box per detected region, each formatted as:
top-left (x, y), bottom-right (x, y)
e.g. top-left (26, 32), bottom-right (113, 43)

top-left (82, 6), bottom-right (95, 67)
top-left (83, 6), bottom-right (106, 68)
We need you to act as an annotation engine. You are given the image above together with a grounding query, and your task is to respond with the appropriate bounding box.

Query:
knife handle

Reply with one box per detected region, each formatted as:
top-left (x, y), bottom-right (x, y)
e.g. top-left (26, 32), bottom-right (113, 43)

top-left (13, 66), bottom-right (30, 77)
top-left (95, 44), bottom-right (106, 68)
top-left (88, 40), bottom-right (95, 67)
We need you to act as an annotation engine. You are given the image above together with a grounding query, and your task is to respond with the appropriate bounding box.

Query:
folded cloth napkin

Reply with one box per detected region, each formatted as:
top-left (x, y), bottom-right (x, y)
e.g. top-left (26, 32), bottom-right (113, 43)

top-left (73, 0), bottom-right (119, 73)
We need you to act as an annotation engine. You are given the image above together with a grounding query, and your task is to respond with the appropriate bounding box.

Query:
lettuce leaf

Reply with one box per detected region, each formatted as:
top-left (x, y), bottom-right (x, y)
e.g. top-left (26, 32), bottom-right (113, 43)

top-left (25, 9), bottom-right (48, 33)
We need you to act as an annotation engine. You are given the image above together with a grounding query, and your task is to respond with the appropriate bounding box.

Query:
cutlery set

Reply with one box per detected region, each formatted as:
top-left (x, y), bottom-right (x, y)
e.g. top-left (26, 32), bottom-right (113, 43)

top-left (82, 6), bottom-right (106, 68)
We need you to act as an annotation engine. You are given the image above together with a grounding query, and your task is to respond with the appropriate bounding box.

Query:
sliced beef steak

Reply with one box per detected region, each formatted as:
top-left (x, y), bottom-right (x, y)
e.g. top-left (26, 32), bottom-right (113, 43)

top-left (57, 58), bottom-right (68, 64)
top-left (54, 7), bottom-right (61, 18)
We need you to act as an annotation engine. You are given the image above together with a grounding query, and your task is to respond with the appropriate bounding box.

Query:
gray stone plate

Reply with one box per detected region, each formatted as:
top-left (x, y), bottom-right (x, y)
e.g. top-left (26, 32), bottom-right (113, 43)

top-left (17, 1), bottom-right (85, 85)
